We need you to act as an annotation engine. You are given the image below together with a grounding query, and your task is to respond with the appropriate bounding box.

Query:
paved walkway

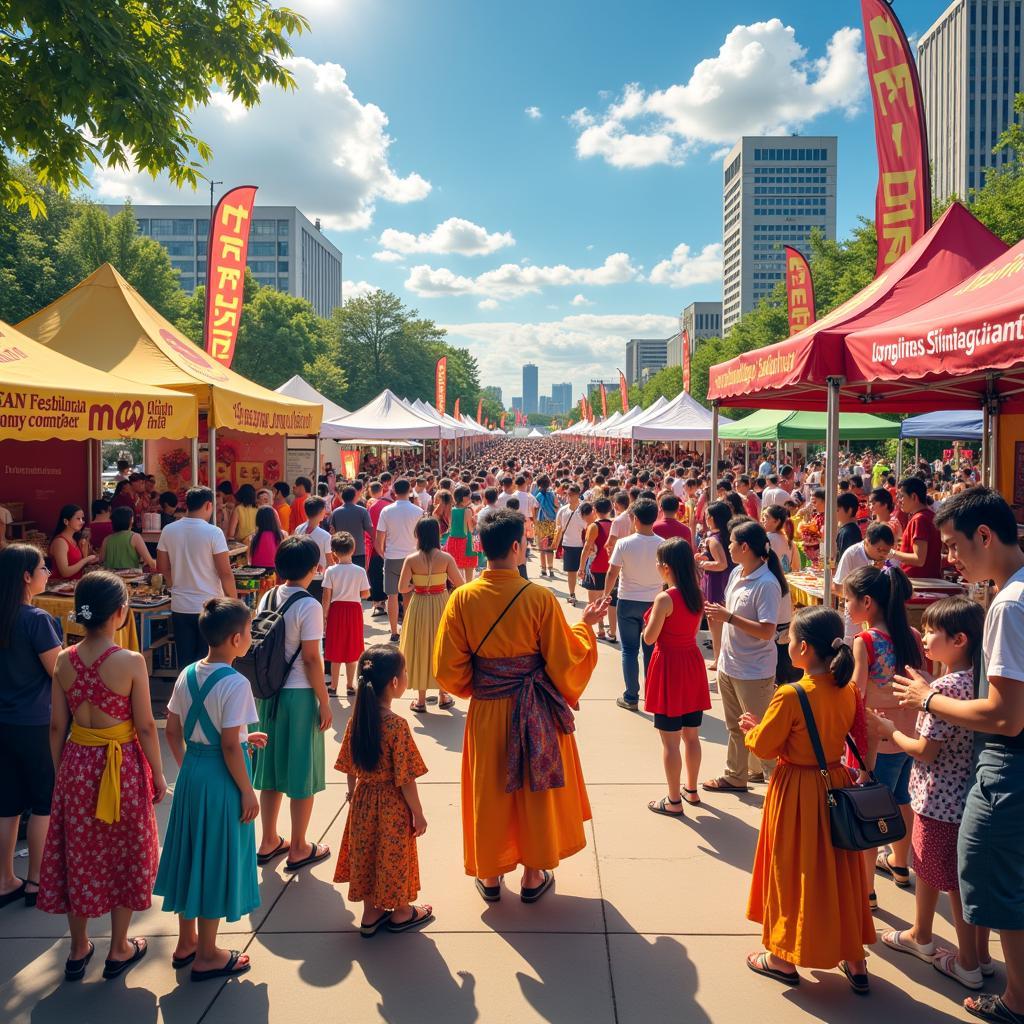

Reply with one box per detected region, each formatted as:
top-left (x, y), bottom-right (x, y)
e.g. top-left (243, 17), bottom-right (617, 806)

top-left (0, 571), bottom-right (994, 1023)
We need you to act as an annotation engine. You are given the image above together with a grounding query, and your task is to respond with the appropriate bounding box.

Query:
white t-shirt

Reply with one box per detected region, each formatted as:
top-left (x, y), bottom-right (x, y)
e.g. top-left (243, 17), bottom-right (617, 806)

top-left (609, 510), bottom-right (632, 545)
top-left (761, 486), bottom-right (789, 508)
top-left (414, 490), bottom-right (433, 512)
top-left (834, 541), bottom-right (874, 638)
top-left (983, 566), bottom-right (1024, 693)
top-left (294, 522), bottom-right (331, 571)
top-left (555, 503), bottom-right (585, 547)
top-left (494, 491), bottom-right (516, 509)
top-left (515, 490), bottom-right (538, 517)
top-left (376, 499), bottom-right (423, 560)
top-left (719, 563), bottom-right (782, 680)
top-left (158, 517), bottom-right (229, 614)
top-left (257, 585), bottom-right (323, 689)
top-left (167, 662), bottom-right (258, 744)
top-left (671, 478), bottom-right (687, 499)
top-left (609, 532), bottom-right (664, 602)
top-left (323, 562), bottom-right (370, 604)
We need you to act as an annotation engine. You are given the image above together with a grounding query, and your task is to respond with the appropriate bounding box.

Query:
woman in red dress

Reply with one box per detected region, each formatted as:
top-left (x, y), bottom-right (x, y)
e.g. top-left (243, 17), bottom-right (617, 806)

top-left (642, 537), bottom-right (711, 816)
top-left (49, 505), bottom-right (98, 581)
top-left (38, 572), bottom-right (166, 981)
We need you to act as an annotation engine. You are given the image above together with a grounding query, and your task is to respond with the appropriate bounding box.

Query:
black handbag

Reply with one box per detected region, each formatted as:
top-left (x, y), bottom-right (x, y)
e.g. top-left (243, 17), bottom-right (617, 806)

top-left (790, 682), bottom-right (907, 852)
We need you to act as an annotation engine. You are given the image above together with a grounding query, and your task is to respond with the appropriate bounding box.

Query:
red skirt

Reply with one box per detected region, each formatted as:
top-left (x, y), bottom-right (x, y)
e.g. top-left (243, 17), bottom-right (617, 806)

top-left (444, 535), bottom-right (477, 569)
top-left (911, 813), bottom-right (960, 892)
top-left (644, 642), bottom-right (711, 717)
top-left (325, 600), bottom-right (365, 662)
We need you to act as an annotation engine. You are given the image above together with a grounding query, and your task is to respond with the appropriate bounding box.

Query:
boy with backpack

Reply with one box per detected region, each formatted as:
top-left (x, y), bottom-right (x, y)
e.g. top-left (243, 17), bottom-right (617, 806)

top-left (247, 536), bottom-right (333, 872)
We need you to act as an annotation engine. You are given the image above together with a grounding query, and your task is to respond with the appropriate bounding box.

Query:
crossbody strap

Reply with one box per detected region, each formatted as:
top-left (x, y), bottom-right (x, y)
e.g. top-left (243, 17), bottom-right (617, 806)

top-left (472, 582), bottom-right (532, 657)
top-left (790, 683), bottom-right (829, 775)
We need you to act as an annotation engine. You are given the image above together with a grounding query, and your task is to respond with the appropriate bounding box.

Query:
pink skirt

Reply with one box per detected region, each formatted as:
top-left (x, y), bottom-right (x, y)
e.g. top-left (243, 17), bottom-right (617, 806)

top-left (325, 600), bottom-right (364, 662)
top-left (444, 535), bottom-right (477, 569)
top-left (911, 813), bottom-right (960, 892)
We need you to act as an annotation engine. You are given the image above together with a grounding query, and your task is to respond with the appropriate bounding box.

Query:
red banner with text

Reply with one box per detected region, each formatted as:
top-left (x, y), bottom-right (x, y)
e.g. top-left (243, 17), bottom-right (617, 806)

top-left (618, 369), bottom-right (629, 413)
top-left (599, 383), bottom-right (608, 419)
top-left (434, 356), bottom-right (447, 414)
top-left (205, 185), bottom-right (258, 367)
top-left (500, 413), bottom-right (506, 430)
top-left (784, 247), bottom-right (816, 335)
top-left (861, 0), bottom-right (931, 274)
top-left (681, 329), bottom-right (691, 394)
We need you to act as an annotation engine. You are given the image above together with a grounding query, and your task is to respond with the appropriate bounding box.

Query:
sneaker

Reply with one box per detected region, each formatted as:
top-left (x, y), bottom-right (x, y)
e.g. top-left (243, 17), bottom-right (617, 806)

top-left (616, 697), bottom-right (639, 711)
top-left (389, 633), bottom-right (400, 643)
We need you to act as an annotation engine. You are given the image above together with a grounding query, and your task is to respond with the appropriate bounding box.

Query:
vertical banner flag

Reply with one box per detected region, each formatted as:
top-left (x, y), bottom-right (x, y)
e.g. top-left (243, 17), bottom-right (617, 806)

top-left (617, 369), bottom-right (630, 414)
top-left (500, 413), bottom-right (506, 430)
top-left (453, 397), bottom-right (460, 421)
top-left (680, 324), bottom-right (692, 395)
top-left (861, 0), bottom-right (931, 274)
top-left (205, 185), bottom-right (258, 366)
top-left (784, 247), bottom-right (816, 335)
top-left (599, 383), bottom-right (608, 420)
top-left (434, 356), bottom-right (447, 413)
top-left (579, 396), bottom-right (586, 421)
top-left (476, 397), bottom-right (482, 423)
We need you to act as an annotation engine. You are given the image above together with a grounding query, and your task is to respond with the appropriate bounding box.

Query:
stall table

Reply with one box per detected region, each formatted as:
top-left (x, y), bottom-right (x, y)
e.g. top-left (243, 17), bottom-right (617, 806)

top-left (34, 592), bottom-right (141, 652)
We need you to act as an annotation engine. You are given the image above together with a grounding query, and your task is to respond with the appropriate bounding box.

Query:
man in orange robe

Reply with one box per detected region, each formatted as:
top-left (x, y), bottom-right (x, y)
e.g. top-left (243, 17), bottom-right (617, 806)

top-left (434, 510), bottom-right (607, 902)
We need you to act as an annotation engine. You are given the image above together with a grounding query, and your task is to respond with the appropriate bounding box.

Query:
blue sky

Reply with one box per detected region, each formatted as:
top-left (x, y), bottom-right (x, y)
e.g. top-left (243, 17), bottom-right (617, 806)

top-left (93, 0), bottom-right (945, 404)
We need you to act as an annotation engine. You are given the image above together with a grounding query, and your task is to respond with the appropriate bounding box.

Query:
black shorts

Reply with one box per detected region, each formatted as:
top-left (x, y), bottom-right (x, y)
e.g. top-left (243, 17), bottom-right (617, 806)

top-left (0, 722), bottom-right (54, 816)
top-left (583, 570), bottom-right (607, 592)
top-left (562, 547), bottom-right (582, 573)
top-left (654, 710), bottom-right (704, 731)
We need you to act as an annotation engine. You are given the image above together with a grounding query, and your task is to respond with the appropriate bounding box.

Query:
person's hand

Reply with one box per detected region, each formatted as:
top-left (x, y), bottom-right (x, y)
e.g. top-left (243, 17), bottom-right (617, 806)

top-left (411, 810), bottom-right (428, 837)
top-left (152, 774), bottom-right (168, 804)
top-left (86, 554), bottom-right (99, 564)
top-left (893, 667), bottom-right (934, 708)
top-left (581, 596), bottom-right (611, 626)
top-left (318, 698), bottom-right (333, 732)
top-left (704, 602), bottom-right (728, 624)
top-left (247, 731), bottom-right (269, 750)
top-left (738, 711), bottom-right (759, 733)
top-left (866, 709), bottom-right (896, 738)
top-left (856, 769), bottom-right (872, 786)
top-left (240, 787), bottom-right (260, 823)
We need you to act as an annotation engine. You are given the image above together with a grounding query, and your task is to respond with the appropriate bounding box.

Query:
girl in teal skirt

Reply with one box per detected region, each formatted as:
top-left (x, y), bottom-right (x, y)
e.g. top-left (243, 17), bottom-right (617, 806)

top-left (155, 598), bottom-right (265, 983)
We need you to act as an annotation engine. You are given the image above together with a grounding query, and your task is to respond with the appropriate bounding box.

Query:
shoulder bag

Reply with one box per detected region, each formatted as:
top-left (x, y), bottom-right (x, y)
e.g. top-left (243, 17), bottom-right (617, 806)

top-left (790, 682), bottom-right (906, 851)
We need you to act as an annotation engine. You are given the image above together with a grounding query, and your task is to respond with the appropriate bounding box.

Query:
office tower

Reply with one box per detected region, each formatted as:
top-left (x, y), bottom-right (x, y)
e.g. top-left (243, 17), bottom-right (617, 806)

top-left (522, 363), bottom-right (539, 414)
top-left (103, 203), bottom-right (344, 318)
top-left (539, 395), bottom-right (552, 415)
top-left (624, 338), bottom-right (668, 386)
top-left (512, 396), bottom-right (523, 412)
top-left (483, 385), bottom-right (503, 405)
top-left (721, 136), bottom-right (837, 333)
top-left (667, 302), bottom-right (723, 365)
top-left (551, 382), bottom-right (573, 414)
top-left (918, 0), bottom-right (1023, 201)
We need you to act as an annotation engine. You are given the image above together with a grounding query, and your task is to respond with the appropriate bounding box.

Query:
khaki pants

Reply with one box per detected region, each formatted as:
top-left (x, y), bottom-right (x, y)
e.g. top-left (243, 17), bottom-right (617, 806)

top-left (718, 671), bottom-right (777, 786)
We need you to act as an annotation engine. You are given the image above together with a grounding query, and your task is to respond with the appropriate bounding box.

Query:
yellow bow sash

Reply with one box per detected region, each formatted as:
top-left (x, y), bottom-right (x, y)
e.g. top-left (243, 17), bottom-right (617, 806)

top-left (69, 720), bottom-right (137, 824)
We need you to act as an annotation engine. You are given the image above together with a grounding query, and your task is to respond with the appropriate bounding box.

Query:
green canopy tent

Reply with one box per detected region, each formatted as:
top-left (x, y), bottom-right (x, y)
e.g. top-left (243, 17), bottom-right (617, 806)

top-left (719, 408), bottom-right (900, 441)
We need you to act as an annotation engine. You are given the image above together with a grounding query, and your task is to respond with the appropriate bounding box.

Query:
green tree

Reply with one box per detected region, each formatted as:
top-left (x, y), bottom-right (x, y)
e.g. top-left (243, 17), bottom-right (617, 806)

top-left (1, 2), bottom-right (307, 215)
top-left (965, 92), bottom-right (1024, 243)
top-left (333, 291), bottom-right (410, 406)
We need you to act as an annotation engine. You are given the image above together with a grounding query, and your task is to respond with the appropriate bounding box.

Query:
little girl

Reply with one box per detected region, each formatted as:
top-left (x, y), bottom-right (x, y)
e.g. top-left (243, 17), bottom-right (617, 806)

top-left (872, 597), bottom-right (993, 989)
top-left (321, 532), bottom-right (370, 697)
top-left (845, 563), bottom-right (923, 910)
top-left (155, 598), bottom-right (265, 982)
top-left (38, 572), bottom-right (164, 981)
top-left (642, 538), bottom-right (710, 816)
top-left (334, 645), bottom-right (433, 935)
top-left (432, 489), bottom-right (453, 541)
top-left (443, 485), bottom-right (478, 582)
top-left (248, 505), bottom-right (283, 570)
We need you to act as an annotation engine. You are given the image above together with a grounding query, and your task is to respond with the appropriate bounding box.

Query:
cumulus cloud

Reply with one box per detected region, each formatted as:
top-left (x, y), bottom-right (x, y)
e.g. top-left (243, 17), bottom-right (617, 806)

top-left (371, 250), bottom-right (406, 263)
top-left (572, 20), bottom-right (866, 168)
top-left (649, 242), bottom-right (724, 288)
top-left (477, 299), bottom-right (500, 310)
top-left (405, 253), bottom-right (640, 300)
top-left (377, 217), bottom-right (515, 257)
top-left (343, 280), bottom-right (380, 300)
top-left (93, 57), bottom-right (430, 231)
top-left (525, 106), bottom-right (543, 119)
top-left (571, 294), bottom-right (593, 306)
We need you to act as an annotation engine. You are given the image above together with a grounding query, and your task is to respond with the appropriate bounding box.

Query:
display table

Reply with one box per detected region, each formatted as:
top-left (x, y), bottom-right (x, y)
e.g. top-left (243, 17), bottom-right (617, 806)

top-left (34, 593), bottom-right (141, 652)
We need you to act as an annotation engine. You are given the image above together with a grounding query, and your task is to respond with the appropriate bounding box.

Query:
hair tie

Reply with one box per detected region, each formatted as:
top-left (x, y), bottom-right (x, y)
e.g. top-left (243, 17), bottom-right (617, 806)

top-left (831, 637), bottom-right (848, 652)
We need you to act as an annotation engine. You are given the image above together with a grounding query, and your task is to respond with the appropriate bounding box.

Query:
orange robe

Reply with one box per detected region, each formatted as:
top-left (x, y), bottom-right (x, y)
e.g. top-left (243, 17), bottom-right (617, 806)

top-left (433, 568), bottom-right (598, 878)
top-left (744, 673), bottom-right (876, 968)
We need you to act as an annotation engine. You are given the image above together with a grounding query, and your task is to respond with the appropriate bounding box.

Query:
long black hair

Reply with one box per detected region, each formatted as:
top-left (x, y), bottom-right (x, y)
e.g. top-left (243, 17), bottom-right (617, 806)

top-left (656, 537), bottom-right (703, 614)
top-left (251, 506), bottom-right (283, 548)
top-left (844, 564), bottom-right (922, 673)
top-left (51, 504), bottom-right (84, 543)
top-left (730, 518), bottom-right (789, 596)
top-left (705, 500), bottom-right (733, 540)
top-left (0, 544), bottom-right (44, 648)
top-left (415, 516), bottom-right (442, 553)
top-left (351, 644), bottom-right (406, 773)
top-left (791, 606), bottom-right (854, 687)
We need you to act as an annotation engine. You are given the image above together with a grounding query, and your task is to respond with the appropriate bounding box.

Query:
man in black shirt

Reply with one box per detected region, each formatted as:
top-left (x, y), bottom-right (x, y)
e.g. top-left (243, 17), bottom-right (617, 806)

top-left (328, 486), bottom-right (373, 568)
top-left (835, 492), bottom-right (862, 560)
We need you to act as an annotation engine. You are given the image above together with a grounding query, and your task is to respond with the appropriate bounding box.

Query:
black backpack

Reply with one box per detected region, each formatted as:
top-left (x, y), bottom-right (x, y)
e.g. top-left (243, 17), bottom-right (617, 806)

top-left (236, 586), bottom-right (317, 703)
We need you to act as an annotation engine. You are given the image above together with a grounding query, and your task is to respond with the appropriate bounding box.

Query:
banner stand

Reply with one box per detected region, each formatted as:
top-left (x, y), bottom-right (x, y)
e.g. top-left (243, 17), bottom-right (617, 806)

top-left (823, 376), bottom-right (843, 601)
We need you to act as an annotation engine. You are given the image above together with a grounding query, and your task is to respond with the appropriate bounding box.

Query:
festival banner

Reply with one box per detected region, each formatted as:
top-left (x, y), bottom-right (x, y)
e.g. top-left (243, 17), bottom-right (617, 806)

top-left (784, 247), bottom-right (816, 335)
top-left (579, 396), bottom-right (586, 421)
top-left (618, 369), bottom-right (630, 414)
top-left (599, 383), bottom-right (608, 419)
top-left (434, 356), bottom-right (447, 413)
top-left (861, 0), bottom-right (931, 273)
top-left (500, 413), bottom-right (506, 430)
top-left (681, 328), bottom-right (691, 394)
top-left (476, 397), bottom-right (482, 423)
top-left (453, 397), bottom-right (460, 421)
top-left (205, 185), bottom-right (258, 367)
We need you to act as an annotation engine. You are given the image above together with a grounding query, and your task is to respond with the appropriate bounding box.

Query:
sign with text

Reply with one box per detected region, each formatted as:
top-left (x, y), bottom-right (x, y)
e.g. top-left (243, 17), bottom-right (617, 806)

top-left (785, 247), bottom-right (816, 335)
top-left (618, 369), bottom-right (629, 413)
top-left (205, 185), bottom-right (258, 367)
top-left (434, 356), bottom-right (447, 414)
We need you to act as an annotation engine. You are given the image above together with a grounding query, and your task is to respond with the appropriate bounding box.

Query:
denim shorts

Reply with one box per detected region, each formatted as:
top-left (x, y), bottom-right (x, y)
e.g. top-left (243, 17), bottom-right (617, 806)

top-left (874, 751), bottom-right (912, 805)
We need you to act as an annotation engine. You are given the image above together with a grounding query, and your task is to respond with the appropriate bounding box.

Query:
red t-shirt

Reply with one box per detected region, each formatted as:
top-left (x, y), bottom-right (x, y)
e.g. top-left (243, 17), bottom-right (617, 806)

top-left (653, 518), bottom-right (693, 547)
top-left (899, 506), bottom-right (943, 579)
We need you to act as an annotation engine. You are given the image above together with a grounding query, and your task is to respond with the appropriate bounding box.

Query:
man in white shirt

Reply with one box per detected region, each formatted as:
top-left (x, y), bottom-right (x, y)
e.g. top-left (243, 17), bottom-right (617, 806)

top-left (604, 491), bottom-right (633, 643)
top-left (554, 485), bottom-right (584, 606)
top-left (293, 495), bottom-right (332, 587)
top-left (760, 474), bottom-right (789, 509)
top-left (157, 486), bottom-right (238, 667)
top-left (375, 478), bottom-right (423, 641)
top-left (603, 499), bottom-right (663, 710)
top-left (494, 476), bottom-right (517, 509)
top-left (832, 522), bottom-right (894, 637)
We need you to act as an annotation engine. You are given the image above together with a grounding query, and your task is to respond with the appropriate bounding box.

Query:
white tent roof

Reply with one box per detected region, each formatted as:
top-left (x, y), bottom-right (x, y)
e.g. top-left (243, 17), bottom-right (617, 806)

top-left (526, 427), bottom-right (546, 438)
top-left (460, 414), bottom-right (491, 435)
top-left (409, 398), bottom-right (471, 438)
top-left (323, 388), bottom-right (444, 439)
top-left (605, 395), bottom-right (670, 437)
top-left (274, 374), bottom-right (348, 423)
top-left (628, 391), bottom-right (730, 441)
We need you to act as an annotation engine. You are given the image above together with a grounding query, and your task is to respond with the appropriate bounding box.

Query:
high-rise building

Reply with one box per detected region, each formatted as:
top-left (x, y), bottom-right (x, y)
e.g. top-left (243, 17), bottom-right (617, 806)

top-left (539, 395), bottom-right (552, 415)
top-left (103, 203), bottom-right (344, 318)
top-left (483, 385), bottom-right (503, 405)
top-left (918, 0), bottom-right (1023, 202)
top-left (551, 382), bottom-right (573, 414)
top-left (625, 338), bottom-right (669, 385)
top-left (721, 137), bottom-right (837, 333)
top-left (667, 302), bottom-right (723, 365)
top-left (522, 363), bottom-right (539, 414)
top-left (512, 396), bottom-right (524, 412)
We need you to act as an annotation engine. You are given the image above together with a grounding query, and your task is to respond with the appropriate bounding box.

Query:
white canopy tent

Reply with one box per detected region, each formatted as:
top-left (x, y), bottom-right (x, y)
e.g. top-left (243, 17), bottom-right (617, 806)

top-left (628, 391), bottom-right (729, 441)
top-left (274, 374), bottom-right (348, 423)
top-left (408, 398), bottom-right (462, 439)
top-left (323, 389), bottom-right (444, 440)
top-left (604, 395), bottom-right (670, 438)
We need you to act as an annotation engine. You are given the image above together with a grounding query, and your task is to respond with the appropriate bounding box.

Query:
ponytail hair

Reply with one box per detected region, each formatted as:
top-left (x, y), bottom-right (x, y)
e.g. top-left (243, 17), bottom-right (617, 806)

top-left (351, 644), bottom-right (406, 773)
top-left (792, 606), bottom-right (854, 687)
top-left (730, 517), bottom-right (789, 597)
top-left (844, 564), bottom-right (922, 673)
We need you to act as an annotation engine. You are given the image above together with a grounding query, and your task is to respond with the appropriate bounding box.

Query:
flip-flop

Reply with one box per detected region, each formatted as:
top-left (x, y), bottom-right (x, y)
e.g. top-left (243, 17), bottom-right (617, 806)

top-left (438, 697), bottom-right (455, 710)
top-left (284, 842), bottom-right (330, 872)
top-left (190, 949), bottom-right (251, 983)
top-left (410, 702), bottom-right (428, 714)
top-left (0, 881), bottom-right (26, 908)
top-left (360, 912), bottom-right (392, 938)
top-left (386, 906), bottom-right (434, 933)
top-left (256, 836), bottom-right (288, 866)
top-left (102, 937), bottom-right (147, 980)
top-left (521, 870), bottom-right (554, 904)
top-left (648, 796), bottom-right (685, 818)
top-left (839, 960), bottom-right (870, 995)
top-left (475, 876), bottom-right (503, 902)
top-left (171, 951), bottom-right (197, 969)
top-left (64, 941), bottom-right (95, 982)
top-left (23, 880), bottom-right (38, 908)
top-left (702, 777), bottom-right (748, 793)
top-left (746, 951), bottom-right (799, 986)
top-left (876, 851), bottom-right (912, 887)
top-left (965, 995), bottom-right (1024, 1024)
top-left (682, 788), bottom-right (701, 806)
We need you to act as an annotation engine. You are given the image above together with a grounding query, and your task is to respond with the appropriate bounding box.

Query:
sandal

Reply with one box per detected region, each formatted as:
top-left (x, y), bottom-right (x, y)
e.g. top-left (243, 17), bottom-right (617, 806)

top-left (284, 842), bottom-right (330, 872)
top-left (171, 951), bottom-right (196, 969)
top-left (0, 880), bottom-right (26, 908)
top-left (933, 949), bottom-right (984, 990)
top-left (702, 777), bottom-right (748, 793)
top-left (359, 912), bottom-right (392, 938)
top-left (410, 701), bottom-right (427, 713)
top-left (868, 890), bottom-right (878, 911)
top-left (839, 959), bottom-right (870, 995)
top-left (648, 796), bottom-right (685, 817)
top-left (520, 870), bottom-right (554, 904)
top-left (475, 877), bottom-right (503, 902)
top-left (102, 937), bottom-right (147, 980)
top-left (746, 951), bottom-right (799, 986)
top-left (386, 905), bottom-right (434, 933)
top-left (965, 995), bottom-right (1024, 1023)
top-left (438, 696), bottom-right (455, 710)
top-left (605, 633), bottom-right (618, 644)
top-left (64, 940), bottom-right (95, 982)
top-left (876, 850), bottom-right (912, 887)
top-left (881, 928), bottom-right (935, 962)
top-left (682, 788), bottom-right (701, 806)
top-left (191, 949), bottom-right (251, 983)
top-left (23, 879), bottom-right (38, 908)
top-left (256, 836), bottom-right (288, 866)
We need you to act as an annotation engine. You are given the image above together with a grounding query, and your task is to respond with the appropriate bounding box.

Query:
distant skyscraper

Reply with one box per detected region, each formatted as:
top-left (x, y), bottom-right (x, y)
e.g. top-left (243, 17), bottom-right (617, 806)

top-left (483, 385), bottom-right (503, 405)
top-left (522, 363), bottom-right (539, 414)
top-left (551, 382), bottom-right (573, 414)
top-left (667, 302), bottom-right (723, 365)
top-left (625, 338), bottom-right (668, 386)
top-left (721, 136), bottom-right (837, 333)
top-left (539, 395), bottom-right (552, 415)
top-left (512, 396), bottom-right (523, 412)
top-left (918, 0), bottom-right (1023, 201)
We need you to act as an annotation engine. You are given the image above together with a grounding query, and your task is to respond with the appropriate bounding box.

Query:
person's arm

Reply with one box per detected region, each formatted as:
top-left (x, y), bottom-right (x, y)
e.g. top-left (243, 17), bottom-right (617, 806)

top-left (48, 662), bottom-right (70, 770)
top-left (129, 651), bottom-right (166, 802)
top-left (213, 550), bottom-right (238, 599)
top-left (374, 527), bottom-right (387, 559)
top-left (165, 711), bottom-right (186, 768)
top-left (578, 523), bottom-right (597, 566)
top-left (705, 591), bottom-right (777, 642)
top-left (51, 537), bottom-right (94, 578)
top-left (698, 535), bottom-right (727, 573)
top-left (444, 552), bottom-right (464, 590)
top-left (227, 507), bottom-right (240, 541)
top-left (869, 711), bottom-right (943, 763)
top-left (740, 687), bottom-right (795, 759)
top-left (134, 533), bottom-right (157, 571)
top-left (895, 670), bottom-right (1024, 736)
top-left (642, 591), bottom-right (672, 646)
top-left (321, 583), bottom-right (333, 627)
top-left (156, 548), bottom-right (172, 587)
top-left (98, 536), bottom-right (109, 564)
top-left (398, 555), bottom-right (415, 595)
top-left (603, 564), bottom-right (621, 599)
top-left (890, 537), bottom-right (927, 569)
top-left (221, 725), bottom-right (260, 822)
top-left (852, 635), bottom-right (869, 696)
top-left (301, 636), bottom-right (332, 731)
top-left (400, 779), bottom-right (428, 837)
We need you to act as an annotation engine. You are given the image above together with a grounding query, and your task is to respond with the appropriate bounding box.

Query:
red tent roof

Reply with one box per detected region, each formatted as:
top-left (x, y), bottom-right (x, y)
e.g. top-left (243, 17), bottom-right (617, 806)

top-left (707, 203), bottom-right (1008, 409)
top-left (843, 237), bottom-right (1024, 411)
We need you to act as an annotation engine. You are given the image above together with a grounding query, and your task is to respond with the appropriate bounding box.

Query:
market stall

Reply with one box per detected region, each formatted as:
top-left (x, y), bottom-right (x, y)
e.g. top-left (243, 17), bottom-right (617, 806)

top-left (275, 374), bottom-right (350, 481)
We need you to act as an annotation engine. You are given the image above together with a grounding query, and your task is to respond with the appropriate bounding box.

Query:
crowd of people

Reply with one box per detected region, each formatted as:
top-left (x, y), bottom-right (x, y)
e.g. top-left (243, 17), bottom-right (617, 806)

top-left (0, 437), bottom-right (1021, 1024)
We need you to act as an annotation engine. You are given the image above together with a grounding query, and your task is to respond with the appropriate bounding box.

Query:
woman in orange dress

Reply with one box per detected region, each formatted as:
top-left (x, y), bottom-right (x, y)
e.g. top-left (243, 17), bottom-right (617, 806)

top-left (334, 645), bottom-right (432, 936)
top-left (740, 606), bottom-right (876, 993)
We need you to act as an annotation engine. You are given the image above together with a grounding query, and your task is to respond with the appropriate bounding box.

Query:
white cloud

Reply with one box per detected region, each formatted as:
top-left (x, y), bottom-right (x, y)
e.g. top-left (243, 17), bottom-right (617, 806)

top-left (405, 252), bottom-right (640, 300)
top-left (572, 20), bottom-right (866, 168)
top-left (343, 280), bottom-right (379, 300)
top-left (378, 217), bottom-right (515, 257)
top-left (93, 57), bottom-right (430, 231)
top-left (371, 250), bottom-right (406, 263)
top-left (571, 294), bottom-right (592, 306)
top-left (477, 299), bottom-right (500, 310)
top-left (649, 242), bottom-right (724, 288)
top-left (525, 106), bottom-right (543, 119)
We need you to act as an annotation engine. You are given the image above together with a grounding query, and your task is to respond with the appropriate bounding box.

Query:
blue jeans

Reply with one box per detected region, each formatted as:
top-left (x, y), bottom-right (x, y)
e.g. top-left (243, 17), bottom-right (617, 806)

top-left (617, 599), bottom-right (653, 704)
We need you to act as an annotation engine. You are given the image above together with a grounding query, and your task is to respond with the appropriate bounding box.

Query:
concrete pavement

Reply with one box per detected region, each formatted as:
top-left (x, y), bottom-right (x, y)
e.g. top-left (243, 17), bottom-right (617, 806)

top-left (0, 570), bottom-right (996, 1023)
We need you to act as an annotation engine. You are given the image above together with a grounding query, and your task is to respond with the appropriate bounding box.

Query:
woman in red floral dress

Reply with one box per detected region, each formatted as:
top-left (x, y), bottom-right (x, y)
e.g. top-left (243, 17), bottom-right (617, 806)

top-left (38, 572), bottom-right (166, 982)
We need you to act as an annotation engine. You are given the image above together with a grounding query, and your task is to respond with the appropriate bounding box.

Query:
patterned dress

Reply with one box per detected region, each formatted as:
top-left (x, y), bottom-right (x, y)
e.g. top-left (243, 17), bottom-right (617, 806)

top-left (37, 646), bottom-right (159, 918)
top-left (334, 713), bottom-right (428, 909)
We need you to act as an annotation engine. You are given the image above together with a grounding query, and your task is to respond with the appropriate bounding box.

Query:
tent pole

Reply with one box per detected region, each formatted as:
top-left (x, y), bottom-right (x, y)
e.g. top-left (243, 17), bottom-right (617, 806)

top-left (314, 434), bottom-right (322, 485)
top-left (895, 434), bottom-right (904, 483)
top-left (87, 441), bottom-right (95, 510)
top-left (744, 441), bottom-right (750, 473)
top-left (823, 377), bottom-right (843, 603)
top-left (989, 392), bottom-right (1000, 491)
top-left (209, 427), bottom-right (218, 529)
top-left (711, 402), bottom-right (720, 480)
top-left (438, 437), bottom-right (444, 478)
top-left (981, 403), bottom-right (990, 486)
top-left (191, 435), bottom-right (200, 501)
